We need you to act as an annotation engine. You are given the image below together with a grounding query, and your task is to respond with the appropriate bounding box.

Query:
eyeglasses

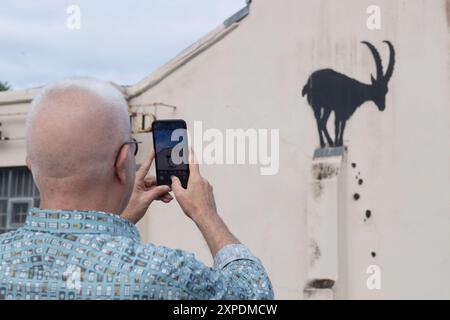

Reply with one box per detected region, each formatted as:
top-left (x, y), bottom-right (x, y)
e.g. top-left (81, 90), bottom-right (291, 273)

top-left (121, 138), bottom-right (142, 156)
top-left (115, 138), bottom-right (142, 165)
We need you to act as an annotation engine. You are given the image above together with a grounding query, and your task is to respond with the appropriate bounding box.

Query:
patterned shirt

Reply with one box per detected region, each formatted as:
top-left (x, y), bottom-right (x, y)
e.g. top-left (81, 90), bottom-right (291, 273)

top-left (0, 208), bottom-right (273, 300)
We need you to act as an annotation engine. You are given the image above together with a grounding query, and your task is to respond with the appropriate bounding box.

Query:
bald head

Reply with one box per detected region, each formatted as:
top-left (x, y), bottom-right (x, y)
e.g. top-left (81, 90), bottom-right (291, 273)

top-left (26, 78), bottom-right (131, 191)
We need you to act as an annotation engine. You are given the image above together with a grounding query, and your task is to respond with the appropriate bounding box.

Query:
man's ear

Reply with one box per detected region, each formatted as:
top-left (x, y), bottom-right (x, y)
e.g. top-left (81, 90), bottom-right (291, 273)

top-left (115, 145), bottom-right (130, 185)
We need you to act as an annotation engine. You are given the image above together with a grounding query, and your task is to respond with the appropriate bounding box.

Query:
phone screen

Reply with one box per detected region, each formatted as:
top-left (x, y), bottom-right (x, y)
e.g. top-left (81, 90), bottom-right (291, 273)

top-left (152, 120), bottom-right (190, 188)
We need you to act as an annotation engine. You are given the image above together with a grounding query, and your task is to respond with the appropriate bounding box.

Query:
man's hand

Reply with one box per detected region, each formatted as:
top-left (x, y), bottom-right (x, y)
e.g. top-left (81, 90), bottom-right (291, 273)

top-left (121, 150), bottom-right (172, 224)
top-left (171, 150), bottom-right (240, 256)
top-left (170, 151), bottom-right (217, 224)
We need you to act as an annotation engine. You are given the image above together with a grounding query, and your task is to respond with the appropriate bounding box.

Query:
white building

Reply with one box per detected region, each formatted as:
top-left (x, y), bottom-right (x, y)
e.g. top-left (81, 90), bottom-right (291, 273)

top-left (0, 0), bottom-right (449, 299)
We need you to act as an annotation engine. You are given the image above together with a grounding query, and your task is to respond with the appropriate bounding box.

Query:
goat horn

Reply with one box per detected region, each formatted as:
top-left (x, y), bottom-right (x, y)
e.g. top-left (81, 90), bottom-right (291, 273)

top-left (383, 40), bottom-right (395, 82)
top-left (361, 41), bottom-right (383, 81)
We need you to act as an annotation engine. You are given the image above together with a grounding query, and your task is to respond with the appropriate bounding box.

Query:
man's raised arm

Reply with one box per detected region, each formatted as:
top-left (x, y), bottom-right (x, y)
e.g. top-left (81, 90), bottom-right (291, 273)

top-left (169, 151), bottom-right (273, 299)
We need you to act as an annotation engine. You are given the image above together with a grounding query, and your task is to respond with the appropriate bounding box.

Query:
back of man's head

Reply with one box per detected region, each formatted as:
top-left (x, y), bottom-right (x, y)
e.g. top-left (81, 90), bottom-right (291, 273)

top-left (26, 77), bottom-right (131, 196)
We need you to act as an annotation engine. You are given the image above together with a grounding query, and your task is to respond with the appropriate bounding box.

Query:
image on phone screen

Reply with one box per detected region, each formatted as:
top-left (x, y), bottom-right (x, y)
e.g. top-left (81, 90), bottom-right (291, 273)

top-left (152, 120), bottom-right (190, 188)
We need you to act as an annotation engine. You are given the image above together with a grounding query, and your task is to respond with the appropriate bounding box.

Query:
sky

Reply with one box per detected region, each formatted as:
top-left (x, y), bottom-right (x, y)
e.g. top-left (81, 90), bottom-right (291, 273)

top-left (0, 0), bottom-right (245, 90)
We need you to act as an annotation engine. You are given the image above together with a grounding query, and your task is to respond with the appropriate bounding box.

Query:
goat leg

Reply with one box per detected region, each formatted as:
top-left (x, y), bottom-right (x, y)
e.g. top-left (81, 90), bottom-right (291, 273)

top-left (321, 109), bottom-right (334, 147)
top-left (316, 118), bottom-right (325, 148)
top-left (338, 120), bottom-right (346, 146)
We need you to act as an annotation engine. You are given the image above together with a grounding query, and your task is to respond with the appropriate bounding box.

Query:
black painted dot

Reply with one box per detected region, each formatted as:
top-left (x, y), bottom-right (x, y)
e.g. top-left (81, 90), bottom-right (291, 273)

top-left (371, 252), bottom-right (376, 258)
top-left (351, 163), bottom-right (356, 168)
top-left (365, 210), bottom-right (372, 219)
top-left (353, 193), bottom-right (360, 200)
top-left (358, 179), bottom-right (364, 185)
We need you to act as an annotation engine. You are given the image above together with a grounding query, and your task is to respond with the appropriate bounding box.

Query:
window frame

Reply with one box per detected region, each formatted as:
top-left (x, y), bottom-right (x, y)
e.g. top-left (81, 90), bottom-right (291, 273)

top-left (0, 166), bottom-right (40, 234)
top-left (7, 197), bottom-right (34, 228)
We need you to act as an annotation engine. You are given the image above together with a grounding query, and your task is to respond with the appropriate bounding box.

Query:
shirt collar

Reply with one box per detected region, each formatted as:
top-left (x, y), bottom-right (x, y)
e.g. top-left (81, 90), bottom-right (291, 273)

top-left (22, 207), bottom-right (141, 242)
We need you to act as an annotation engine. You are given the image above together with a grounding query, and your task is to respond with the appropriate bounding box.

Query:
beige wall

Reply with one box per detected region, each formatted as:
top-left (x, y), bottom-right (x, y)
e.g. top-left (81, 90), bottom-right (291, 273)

top-left (1, 0), bottom-right (449, 299)
top-left (0, 89), bottom-right (38, 167)
top-left (131, 0), bottom-right (450, 299)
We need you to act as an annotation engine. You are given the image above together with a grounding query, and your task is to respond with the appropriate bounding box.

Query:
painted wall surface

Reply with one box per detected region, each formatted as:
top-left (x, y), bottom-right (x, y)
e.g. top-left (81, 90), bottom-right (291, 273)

top-left (130, 0), bottom-right (450, 299)
top-left (0, 89), bottom-right (38, 167)
top-left (0, 0), bottom-right (449, 299)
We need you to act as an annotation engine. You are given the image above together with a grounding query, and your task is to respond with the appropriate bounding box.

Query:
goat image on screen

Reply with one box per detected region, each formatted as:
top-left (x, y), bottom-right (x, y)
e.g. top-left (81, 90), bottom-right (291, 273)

top-left (302, 41), bottom-right (395, 148)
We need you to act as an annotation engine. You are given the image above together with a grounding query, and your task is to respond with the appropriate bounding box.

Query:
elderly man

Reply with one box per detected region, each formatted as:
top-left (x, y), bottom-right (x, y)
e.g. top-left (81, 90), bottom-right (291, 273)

top-left (0, 77), bottom-right (273, 300)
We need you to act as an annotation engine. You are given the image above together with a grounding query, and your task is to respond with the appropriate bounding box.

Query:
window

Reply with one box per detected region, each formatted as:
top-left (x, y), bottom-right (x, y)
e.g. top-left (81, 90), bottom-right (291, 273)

top-left (0, 167), bottom-right (40, 234)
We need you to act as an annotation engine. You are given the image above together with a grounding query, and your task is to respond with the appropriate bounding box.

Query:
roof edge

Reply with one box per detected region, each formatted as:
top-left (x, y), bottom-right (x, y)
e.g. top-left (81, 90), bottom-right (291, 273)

top-left (0, 88), bottom-right (40, 107)
top-left (125, 4), bottom-right (250, 100)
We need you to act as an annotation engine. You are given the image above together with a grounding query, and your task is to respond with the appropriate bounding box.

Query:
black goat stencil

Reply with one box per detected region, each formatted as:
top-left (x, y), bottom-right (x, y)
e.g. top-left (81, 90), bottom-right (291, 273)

top-left (302, 41), bottom-right (395, 148)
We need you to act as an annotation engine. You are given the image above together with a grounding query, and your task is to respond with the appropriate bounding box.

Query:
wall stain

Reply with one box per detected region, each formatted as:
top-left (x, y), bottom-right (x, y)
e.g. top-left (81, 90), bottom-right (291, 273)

top-left (312, 181), bottom-right (323, 199)
top-left (312, 163), bottom-right (340, 180)
top-left (309, 239), bottom-right (321, 267)
top-left (312, 163), bottom-right (340, 198)
top-left (307, 279), bottom-right (335, 289)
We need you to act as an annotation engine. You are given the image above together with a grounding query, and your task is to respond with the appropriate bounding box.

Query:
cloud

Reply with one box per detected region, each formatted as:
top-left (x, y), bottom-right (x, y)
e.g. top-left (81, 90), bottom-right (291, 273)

top-left (0, 0), bottom-right (245, 89)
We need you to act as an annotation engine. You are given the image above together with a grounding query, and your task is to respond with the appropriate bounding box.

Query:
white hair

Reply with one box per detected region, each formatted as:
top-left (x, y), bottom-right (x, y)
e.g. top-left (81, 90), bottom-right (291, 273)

top-left (26, 77), bottom-right (132, 184)
top-left (26, 77), bottom-right (129, 134)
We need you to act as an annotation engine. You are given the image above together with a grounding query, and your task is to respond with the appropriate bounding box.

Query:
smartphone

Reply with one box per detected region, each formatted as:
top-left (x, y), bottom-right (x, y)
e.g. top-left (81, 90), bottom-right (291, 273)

top-left (152, 119), bottom-right (190, 188)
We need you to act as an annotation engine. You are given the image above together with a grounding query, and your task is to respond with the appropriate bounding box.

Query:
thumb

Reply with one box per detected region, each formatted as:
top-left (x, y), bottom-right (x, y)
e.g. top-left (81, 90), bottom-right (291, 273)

top-left (147, 185), bottom-right (170, 202)
top-left (171, 176), bottom-right (185, 196)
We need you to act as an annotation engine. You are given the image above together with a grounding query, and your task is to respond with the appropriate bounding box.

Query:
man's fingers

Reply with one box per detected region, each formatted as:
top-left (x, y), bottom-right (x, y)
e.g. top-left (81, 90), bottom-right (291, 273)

top-left (144, 176), bottom-right (157, 189)
top-left (158, 193), bottom-right (173, 201)
top-left (160, 197), bottom-right (173, 204)
top-left (163, 193), bottom-right (174, 200)
top-left (137, 150), bottom-right (155, 181)
top-left (147, 185), bottom-right (170, 202)
top-left (188, 148), bottom-right (200, 177)
top-left (159, 193), bottom-right (174, 203)
top-left (171, 176), bottom-right (185, 196)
